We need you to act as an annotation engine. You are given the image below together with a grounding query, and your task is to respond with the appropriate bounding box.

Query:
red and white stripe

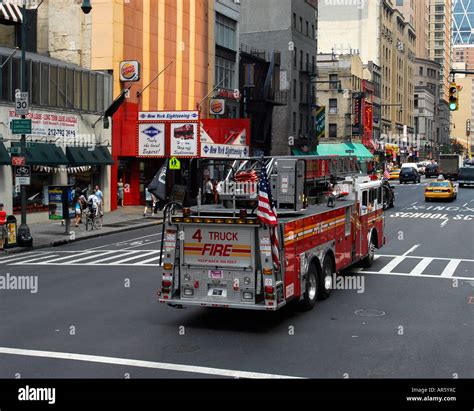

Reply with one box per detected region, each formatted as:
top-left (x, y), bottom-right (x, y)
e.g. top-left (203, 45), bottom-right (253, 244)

top-left (257, 191), bottom-right (277, 226)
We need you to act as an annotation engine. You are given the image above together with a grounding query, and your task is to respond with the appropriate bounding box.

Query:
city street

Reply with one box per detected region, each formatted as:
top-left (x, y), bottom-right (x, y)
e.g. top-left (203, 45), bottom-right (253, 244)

top-left (0, 178), bottom-right (473, 379)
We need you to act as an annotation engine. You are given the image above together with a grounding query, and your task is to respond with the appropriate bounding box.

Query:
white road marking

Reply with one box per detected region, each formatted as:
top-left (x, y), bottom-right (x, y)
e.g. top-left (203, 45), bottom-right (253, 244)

top-left (108, 251), bottom-right (158, 265)
top-left (38, 252), bottom-right (96, 264)
top-left (136, 254), bottom-right (163, 265)
top-left (463, 203), bottom-right (468, 207)
top-left (0, 253), bottom-right (53, 264)
top-left (376, 254), bottom-right (474, 262)
top-left (0, 347), bottom-right (301, 379)
top-left (410, 258), bottom-right (434, 276)
top-left (0, 251), bottom-right (40, 262)
top-left (354, 270), bottom-right (471, 281)
top-left (91, 250), bottom-right (143, 264)
top-left (378, 256), bottom-right (405, 273)
top-left (411, 202), bottom-right (418, 206)
top-left (403, 245), bottom-right (420, 256)
top-left (10, 254), bottom-right (60, 265)
top-left (440, 259), bottom-right (462, 278)
top-left (63, 251), bottom-right (117, 265)
top-left (123, 240), bottom-right (163, 250)
top-left (85, 233), bottom-right (163, 251)
top-left (440, 219), bottom-right (449, 228)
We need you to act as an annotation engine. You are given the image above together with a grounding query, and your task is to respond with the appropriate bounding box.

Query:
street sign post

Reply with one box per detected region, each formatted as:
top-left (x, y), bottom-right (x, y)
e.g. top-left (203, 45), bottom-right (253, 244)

top-left (14, 165), bottom-right (31, 186)
top-left (15, 91), bottom-right (29, 116)
top-left (11, 119), bottom-right (32, 135)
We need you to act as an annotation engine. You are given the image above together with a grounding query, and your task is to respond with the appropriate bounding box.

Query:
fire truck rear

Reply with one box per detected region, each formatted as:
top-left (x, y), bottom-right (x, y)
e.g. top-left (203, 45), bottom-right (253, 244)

top-left (158, 156), bottom-right (385, 311)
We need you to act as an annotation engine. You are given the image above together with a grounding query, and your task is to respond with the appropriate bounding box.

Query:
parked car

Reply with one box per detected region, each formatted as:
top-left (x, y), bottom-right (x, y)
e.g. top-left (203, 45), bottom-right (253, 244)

top-left (425, 180), bottom-right (457, 201)
top-left (417, 163), bottom-right (426, 175)
top-left (424, 164), bottom-right (440, 178)
top-left (399, 167), bottom-right (421, 184)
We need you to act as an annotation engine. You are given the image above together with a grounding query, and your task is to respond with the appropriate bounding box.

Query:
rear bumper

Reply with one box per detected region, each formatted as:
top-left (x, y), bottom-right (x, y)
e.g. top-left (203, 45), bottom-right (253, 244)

top-left (158, 298), bottom-right (286, 311)
top-left (425, 192), bottom-right (454, 199)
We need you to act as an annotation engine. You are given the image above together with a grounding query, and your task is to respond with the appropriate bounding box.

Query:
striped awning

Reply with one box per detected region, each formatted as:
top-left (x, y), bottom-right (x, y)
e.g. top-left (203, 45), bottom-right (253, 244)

top-left (0, 1), bottom-right (23, 24)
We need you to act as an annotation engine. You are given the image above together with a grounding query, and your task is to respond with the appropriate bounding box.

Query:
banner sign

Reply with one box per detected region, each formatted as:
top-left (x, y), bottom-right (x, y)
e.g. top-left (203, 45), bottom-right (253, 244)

top-left (9, 110), bottom-right (79, 138)
top-left (138, 111), bottom-right (200, 158)
top-left (138, 123), bottom-right (165, 157)
top-left (315, 106), bottom-right (325, 139)
top-left (200, 119), bottom-right (250, 159)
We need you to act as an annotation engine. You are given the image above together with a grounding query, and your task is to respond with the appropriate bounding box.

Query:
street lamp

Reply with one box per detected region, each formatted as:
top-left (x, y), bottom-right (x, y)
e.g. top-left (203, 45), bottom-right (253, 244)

top-left (16, 0), bottom-right (92, 247)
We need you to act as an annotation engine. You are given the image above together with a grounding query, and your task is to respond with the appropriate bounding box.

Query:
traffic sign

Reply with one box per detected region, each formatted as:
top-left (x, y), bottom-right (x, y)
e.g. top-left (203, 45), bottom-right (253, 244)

top-left (169, 157), bottom-right (181, 170)
top-left (11, 119), bottom-right (32, 135)
top-left (9, 146), bottom-right (21, 155)
top-left (14, 165), bottom-right (31, 186)
top-left (15, 91), bottom-right (29, 116)
top-left (11, 156), bottom-right (25, 166)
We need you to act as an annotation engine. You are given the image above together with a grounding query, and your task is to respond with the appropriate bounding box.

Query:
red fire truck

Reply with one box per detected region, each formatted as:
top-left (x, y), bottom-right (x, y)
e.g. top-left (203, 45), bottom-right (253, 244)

top-left (158, 156), bottom-right (385, 311)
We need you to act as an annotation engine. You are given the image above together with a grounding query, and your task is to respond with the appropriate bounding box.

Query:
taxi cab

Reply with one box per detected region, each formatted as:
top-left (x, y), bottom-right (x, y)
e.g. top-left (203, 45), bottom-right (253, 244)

top-left (389, 168), bottom-right (401, 180)
top-left (425, 180), bottom-right (457, 202)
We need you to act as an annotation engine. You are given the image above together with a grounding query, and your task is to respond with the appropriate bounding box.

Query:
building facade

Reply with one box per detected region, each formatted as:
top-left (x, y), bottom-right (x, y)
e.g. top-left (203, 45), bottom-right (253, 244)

top-left (0, 1), bottom-right (113, 221)
top-left (453, 0), bottom-right (474, 45)
top-left (318, 0), bottom-right (415, 146)
top-left (429, 0), bottom-right (453, 102)
top-left (240, 0), bottom-right (318, 155)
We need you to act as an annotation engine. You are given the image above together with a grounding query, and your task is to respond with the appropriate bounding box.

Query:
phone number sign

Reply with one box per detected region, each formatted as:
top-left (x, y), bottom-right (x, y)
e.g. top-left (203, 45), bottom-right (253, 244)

top-left (9, 110), bottom-right (79, 138)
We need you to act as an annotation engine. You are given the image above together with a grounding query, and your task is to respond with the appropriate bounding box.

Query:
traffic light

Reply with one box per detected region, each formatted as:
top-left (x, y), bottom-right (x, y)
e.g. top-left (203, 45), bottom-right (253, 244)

top-left (449, 82), bottom-right (459, 111)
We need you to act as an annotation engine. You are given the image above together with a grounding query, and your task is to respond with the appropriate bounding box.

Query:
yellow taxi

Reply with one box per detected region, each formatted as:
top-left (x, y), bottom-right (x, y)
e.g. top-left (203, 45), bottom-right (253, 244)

top-left (389, 168), bottom-right (401, 180)
top-left (425, 180), bottom-right (457, 202)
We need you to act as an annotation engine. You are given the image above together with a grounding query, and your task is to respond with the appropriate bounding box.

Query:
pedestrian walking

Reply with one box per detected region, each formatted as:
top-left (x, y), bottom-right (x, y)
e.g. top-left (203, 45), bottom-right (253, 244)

top-left (0, 203), bottom-right (6, 251)
top-left (143, 187), bottom-right (157, 217)
top-left (117, 178), bottom-right (125, 207)
top-left (94, 185), bottom-right (104, 215)
top-left (204, 176), bottom-right (213, 204)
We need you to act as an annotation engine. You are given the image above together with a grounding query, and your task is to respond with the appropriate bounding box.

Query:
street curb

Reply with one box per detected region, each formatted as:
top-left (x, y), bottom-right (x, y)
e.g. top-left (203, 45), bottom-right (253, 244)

top-left (2, 219), bottom-right (163, 255)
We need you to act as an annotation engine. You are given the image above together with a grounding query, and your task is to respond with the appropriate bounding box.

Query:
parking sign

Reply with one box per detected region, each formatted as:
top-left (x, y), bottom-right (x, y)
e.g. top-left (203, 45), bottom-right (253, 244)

top-left (15, 91), bottom-right (29, 116)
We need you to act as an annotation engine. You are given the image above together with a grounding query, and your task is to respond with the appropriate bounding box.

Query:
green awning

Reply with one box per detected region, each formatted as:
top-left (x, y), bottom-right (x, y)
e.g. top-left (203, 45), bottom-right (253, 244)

top-left (11, 142), bottom-right (69, 165)
top-left (0, 143), bottom-right (10, 165)
top-left (293, 143), bottom-right (374, 160)
top-left (66, 146), bottom-right (114, 166)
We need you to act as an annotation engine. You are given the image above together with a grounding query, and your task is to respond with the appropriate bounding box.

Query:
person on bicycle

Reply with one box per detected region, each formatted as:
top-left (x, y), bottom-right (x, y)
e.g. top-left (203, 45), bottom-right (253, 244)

top-left (87, 194), bottom-right (100, 219)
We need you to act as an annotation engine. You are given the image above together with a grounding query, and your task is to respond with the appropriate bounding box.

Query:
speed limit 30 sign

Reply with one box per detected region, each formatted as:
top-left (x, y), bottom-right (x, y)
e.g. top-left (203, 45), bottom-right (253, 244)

top-left (15, 91), bottom-right (29, 116)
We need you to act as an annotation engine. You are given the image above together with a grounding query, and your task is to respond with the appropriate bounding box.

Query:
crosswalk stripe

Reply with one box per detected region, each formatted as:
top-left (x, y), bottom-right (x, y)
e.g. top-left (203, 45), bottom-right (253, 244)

top-left (378, 256), bottom-right (405, 273)
top-left (105, 251), bottom-right (159, 265)
top-left (63, 251), bottom-right (116, 265)
top-left (92, 250), bottom-right (143, 264)
top-left (0, 252), bottom-right (48, 263)
top-left (136, 254), bottom-right (163, 265)
top-left (440, 259), bottom-right (462, 278)
top-left (0, 253), bottom-right (56, 264)
top-left (410, 258), bottom-right (434, 275)
top-left (38, 252), bottom-right (96, 264)
top-left (10, 254), bottom-right (60, 264)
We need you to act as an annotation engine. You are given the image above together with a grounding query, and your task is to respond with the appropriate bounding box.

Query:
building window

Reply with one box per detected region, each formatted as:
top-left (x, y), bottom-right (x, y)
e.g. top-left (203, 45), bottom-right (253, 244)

top-left (300, 50), bottom-right (303, 70)
top-left (293, 13), bottom-right (297, 29)
top-left (329, 98), bottom-right (337, 114)
top-left (215, 56), bottom-right (235, 90)
top-left (300, 81), bottom-right (304, 101)
top-left (293, 112), bottom-right (296, 132)
top-left (300, 17), bottom-right (303, 32)
top-left (419, 66), bottom-right (423, 76)
top-left (294, 48), bottom-right (297, 68)
top-left (329, 74), bottom-right (338, 89)
top-left (299, 113), bottom-right (303, 134)
top-left (293, 79), bottom-right (297, 101)
top-left (329, 124), bottom-right (337, 138)
top-left (216, 13), bottom-right (237, 51)
top-left (306, 21), bottom-right (309, 36)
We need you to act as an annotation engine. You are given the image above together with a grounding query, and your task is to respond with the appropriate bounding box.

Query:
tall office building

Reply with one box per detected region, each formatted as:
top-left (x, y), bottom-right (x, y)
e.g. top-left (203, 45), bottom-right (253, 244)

top-left (429, 0), bottom-right (453, 102)
top-left (453, 0), bottom-right (474, 45)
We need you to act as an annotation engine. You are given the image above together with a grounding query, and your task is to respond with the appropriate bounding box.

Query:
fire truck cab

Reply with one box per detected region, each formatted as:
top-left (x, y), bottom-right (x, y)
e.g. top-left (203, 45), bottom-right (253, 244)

top-left (158, 156), bottom-right (385, 311)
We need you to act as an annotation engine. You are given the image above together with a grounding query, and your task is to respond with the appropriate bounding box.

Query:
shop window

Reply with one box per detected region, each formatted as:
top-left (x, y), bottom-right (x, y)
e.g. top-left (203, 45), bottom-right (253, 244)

top-left (12, 171), bottom-right (54, 214)
top-left (0, 55), bottom-right (11, 101)
top-left (58, 66), bottom-right (66, 108)
top-left (49, 65), bottom-right (58, 107)
top-left (66, 68), bottom-right (74, 109)
top-left (89, 72), bottom-right (97, 112)
top-left (32, 62), bottom-right (41, 105)
top-left (74, 70), bottom-right (81, 110)
top-left (82, 72), bottom-right (89, 111)
top-left (40, 64), bottom-right (49, 105)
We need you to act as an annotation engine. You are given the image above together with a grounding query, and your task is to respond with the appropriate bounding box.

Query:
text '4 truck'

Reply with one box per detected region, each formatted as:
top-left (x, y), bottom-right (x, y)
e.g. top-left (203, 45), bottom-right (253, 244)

top-left (158, 156), bottom-right (386, 311)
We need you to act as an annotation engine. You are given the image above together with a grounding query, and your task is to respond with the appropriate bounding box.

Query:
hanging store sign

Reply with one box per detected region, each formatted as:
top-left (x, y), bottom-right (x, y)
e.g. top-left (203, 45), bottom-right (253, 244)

top-left (210, 99), bottom-right (225, 115)
top-left (120, 60), bottom-right (141, 82)
top-left (170, 123), bottom-right (198, 157)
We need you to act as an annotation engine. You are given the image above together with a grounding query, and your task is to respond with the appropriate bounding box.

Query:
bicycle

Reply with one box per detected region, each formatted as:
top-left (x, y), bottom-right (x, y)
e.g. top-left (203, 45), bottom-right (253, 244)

top-left (84, 207), bottom-right (103, 231)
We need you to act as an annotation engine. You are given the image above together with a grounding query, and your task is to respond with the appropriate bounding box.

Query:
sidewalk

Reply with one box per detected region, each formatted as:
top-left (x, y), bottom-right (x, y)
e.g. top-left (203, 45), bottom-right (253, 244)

top-left (2, 206), bottom-right (163, 254)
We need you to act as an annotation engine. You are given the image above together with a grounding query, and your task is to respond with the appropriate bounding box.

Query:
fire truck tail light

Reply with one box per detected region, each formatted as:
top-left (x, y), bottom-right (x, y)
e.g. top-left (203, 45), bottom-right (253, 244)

top-left (193, 218), bottom-right (203, 223)
top-left (215, 219), bottom-right (224, 224)
top-left (237, 219), bottom-right (246, 224)
top-left (162, 280), bottom-right (171, 288)
top-left (194, 281), bottom-right (199, 289)
top-left (163, 263), bottom-right (173, 270)
top-left (225, 219), bottom-right (234, 224)
top-left (265, 286), bottom-right (274, 294)
top-left (183, 218), bottom-right (193, 223)
top-left (204, 218), bottom-right (213, 224)
top-left (263, 268), bottom-right (273, 275)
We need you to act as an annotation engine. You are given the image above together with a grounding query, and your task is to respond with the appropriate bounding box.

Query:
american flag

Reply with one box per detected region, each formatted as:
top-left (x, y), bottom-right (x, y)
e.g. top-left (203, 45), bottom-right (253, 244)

top-left (257, 163), bottom-right (280, 268)
top-left (383, 168), bottom-right (391, 180)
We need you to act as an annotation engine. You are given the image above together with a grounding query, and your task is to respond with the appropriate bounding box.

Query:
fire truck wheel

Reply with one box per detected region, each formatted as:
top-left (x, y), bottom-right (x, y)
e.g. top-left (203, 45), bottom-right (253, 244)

top-left (299, 263), bottom-right (318, 311)
top-left (361, 234), bottom-right (376, 268)
top-left (318, 256), bottom-right (334, 300)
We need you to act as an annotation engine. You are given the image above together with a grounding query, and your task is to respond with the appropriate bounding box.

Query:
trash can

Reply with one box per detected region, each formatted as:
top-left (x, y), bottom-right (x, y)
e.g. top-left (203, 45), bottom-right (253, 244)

top-left (4, 215), bottom-right (17, 249)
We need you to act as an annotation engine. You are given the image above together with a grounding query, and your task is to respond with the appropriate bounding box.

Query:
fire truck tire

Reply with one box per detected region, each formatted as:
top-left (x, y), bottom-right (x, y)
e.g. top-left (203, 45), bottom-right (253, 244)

top-left (361, 233), bottom-right (376, 268)
top-left (318, 256), bottom-right (334, 300)
top-left (299, 263), bottom-right (319, 311)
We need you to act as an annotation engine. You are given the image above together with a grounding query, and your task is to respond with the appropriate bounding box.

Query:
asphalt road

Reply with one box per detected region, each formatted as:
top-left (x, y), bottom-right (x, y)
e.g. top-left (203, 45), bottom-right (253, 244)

top-left (0, 178), bottom-right (473, 379)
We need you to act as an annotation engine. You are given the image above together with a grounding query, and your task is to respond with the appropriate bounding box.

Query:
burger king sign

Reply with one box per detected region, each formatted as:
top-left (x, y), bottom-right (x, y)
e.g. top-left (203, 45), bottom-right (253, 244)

top-left (120, 60), bottom-right (141, 82)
